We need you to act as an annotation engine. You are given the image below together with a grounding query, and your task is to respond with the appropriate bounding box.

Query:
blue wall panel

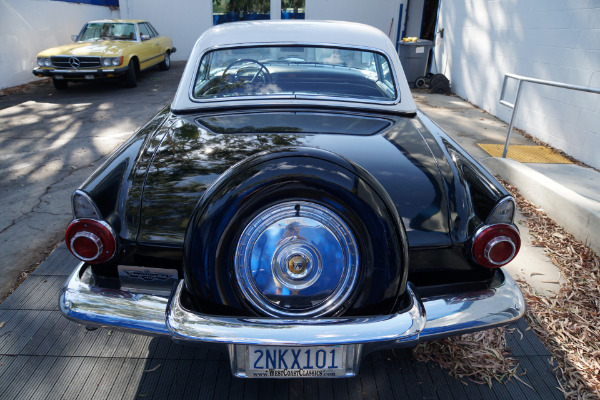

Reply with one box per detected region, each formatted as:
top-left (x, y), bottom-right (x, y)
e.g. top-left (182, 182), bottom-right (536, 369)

top-left (51, 0), bottom-right (119, 7)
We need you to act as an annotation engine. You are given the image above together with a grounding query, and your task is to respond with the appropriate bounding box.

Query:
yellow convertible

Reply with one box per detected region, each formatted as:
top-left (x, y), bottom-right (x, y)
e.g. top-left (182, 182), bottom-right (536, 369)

top-left (32, 19), bottom-right (176, 90)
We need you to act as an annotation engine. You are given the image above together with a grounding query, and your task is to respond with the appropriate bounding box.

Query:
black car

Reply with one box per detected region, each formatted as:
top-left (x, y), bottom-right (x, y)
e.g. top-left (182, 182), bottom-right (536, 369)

top-left (60, 20), bottom-right (524, 378)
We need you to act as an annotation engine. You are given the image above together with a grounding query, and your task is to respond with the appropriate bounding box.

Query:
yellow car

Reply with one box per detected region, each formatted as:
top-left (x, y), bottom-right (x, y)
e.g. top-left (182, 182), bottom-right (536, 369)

top-left (32, 19), bottom-right (176, 90)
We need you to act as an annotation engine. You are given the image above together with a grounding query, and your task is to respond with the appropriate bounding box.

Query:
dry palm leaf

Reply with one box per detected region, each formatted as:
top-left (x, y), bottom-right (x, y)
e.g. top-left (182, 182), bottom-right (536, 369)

top-left (414, 180), bottom-right (600, 400)
top-left (413, 327), bottom-right (520, 387)
top-left (502, 180), bottom-right (600, 400)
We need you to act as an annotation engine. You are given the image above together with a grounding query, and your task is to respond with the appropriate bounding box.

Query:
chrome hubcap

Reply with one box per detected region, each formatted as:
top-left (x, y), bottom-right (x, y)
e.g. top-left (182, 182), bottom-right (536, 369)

top-left (235, 201), bottom-right (359, 317)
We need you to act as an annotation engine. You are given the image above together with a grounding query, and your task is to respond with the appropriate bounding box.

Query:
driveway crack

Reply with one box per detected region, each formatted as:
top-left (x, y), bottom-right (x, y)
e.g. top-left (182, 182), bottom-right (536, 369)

top-left (0, 153), bottom-right (106, 235)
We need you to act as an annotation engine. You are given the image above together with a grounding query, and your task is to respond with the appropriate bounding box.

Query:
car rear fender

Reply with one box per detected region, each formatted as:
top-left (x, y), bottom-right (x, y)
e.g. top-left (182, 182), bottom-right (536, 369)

top-left (413, 111), bottom-right (511, 242)
top-left (79, 105), bottom-right (173, 242)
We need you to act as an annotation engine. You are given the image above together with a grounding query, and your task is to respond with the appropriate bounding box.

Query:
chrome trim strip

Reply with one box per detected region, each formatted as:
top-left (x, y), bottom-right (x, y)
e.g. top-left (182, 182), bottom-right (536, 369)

top-left (59, 263), bottom-right (525, 345)
top-left (189, 93), bottom-right (398, 106)
top-left (187, 42), bottom-right (401, 107)
top-left (140, 52), bottom-right (166, 65)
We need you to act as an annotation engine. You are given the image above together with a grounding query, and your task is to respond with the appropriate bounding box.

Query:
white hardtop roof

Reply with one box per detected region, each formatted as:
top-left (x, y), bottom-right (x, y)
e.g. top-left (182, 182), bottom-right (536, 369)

top-left (172, 20), bottom-right (416, 113)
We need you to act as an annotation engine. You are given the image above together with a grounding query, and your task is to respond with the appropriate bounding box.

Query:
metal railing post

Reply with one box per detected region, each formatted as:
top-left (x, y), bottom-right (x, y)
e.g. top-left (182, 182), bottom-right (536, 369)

top-left (502, 79), bottom-right (523, 158)
top-left (498, 73), bottom-right (600, 159)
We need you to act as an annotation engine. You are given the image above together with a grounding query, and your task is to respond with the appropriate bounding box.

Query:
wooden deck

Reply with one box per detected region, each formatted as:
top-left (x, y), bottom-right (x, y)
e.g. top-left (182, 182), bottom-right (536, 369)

top-left (0, 244), bottom-right (564, 399)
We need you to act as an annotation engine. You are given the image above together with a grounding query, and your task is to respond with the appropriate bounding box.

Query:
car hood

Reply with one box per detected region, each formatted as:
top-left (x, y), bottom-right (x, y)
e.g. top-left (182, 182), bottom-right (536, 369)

top-left (134, 110), bottom-right (452, 249)
top-left (37, 41), bottom-right (138, 57)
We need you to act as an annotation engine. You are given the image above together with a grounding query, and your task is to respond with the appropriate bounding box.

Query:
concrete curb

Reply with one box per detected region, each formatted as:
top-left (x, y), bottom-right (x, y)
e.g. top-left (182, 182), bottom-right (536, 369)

top-left (483, 157), bottom-right (600, 257)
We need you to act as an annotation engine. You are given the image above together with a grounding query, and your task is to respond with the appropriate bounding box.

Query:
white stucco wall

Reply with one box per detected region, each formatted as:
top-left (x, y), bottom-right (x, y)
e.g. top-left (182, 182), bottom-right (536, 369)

top-left (2, 0), bottom-right (410, 90)
top-left (433, 1), bottom-right (600, 169)
top-left (0, 0), bottom-right (119, 89)
top-left (121, 0), bottom-right (407, 63)
top-left (306, 0), bottom-right (407, 46)
top-left (120, 0), bottom-right (213, 62)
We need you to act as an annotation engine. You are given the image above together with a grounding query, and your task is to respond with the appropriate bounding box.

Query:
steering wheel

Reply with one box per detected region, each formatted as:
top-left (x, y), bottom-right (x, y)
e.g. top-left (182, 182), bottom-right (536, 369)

top-left (224, 58), bottom-right (272, 84)
top-left (200, 59), bottom-right (272, 96)
top-left (215, 59), bottom-right (272, 94)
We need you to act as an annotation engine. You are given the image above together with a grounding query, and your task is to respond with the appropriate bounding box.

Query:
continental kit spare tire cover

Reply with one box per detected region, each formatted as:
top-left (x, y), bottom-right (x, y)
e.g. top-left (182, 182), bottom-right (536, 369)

top-left (183, 147), bottom-right (408, 317)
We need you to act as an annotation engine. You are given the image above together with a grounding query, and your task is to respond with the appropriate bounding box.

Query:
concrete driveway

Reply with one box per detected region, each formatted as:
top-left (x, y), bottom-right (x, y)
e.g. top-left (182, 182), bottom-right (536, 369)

top-left (0, 62), bottom-right (184, 299)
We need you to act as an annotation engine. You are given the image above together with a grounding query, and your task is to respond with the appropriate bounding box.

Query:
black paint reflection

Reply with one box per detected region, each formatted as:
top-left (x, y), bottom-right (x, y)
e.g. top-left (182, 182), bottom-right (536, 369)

top-left (138, 110), bottom-right (452, 248)
top-left (138, 118), bottom-right (302, 243)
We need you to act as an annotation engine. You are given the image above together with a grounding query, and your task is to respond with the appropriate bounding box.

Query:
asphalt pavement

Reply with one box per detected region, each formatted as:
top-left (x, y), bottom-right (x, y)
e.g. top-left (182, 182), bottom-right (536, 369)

top-left (0, 62), bottom-right (185, 299)
top-left (0, 64), bottom-right (597, 301)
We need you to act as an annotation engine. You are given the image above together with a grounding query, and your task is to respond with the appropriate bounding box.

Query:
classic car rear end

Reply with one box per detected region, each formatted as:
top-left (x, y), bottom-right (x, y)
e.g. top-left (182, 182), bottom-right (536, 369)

top-left (59, 21), bottom-right (524, 378)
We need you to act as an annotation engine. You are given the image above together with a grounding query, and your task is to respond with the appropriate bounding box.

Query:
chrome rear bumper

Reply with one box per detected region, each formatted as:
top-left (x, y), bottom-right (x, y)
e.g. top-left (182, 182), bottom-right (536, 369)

top-left (59, 262), bottom-right (525, 346)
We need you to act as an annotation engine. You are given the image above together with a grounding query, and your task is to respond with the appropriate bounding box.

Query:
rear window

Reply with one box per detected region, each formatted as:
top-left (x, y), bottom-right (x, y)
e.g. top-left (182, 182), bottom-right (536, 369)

top-left (192, 45), bottom-right (397, 102)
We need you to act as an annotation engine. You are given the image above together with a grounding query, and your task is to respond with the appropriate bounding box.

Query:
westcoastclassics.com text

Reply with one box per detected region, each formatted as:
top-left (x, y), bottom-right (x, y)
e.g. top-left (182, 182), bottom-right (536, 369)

top-left (251, 369), bottom-right (338, 377)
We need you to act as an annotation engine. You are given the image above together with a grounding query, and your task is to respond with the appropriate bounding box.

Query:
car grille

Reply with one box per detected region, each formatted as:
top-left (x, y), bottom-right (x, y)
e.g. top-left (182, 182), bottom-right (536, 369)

top-left (50, 56), bottom-right (102, 69)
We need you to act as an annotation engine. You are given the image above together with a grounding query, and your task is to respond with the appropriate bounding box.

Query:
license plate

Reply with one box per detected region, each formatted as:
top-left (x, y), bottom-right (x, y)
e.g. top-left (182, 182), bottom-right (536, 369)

top-left (239, 345), bottom-right (350, 378)
top-left (55, 75), bottom-right (64, 80)
top-left (85, 75), bottom-right (94, 79)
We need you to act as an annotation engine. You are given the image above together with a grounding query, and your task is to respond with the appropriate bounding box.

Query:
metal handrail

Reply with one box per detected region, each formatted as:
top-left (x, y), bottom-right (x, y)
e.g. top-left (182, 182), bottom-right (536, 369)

top-left (499, 73), bottom-right (600, 158)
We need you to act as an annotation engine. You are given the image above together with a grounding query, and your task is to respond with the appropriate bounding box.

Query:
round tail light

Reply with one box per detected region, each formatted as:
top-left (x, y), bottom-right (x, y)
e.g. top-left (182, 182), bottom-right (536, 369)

top-left (472, 224), bottom-right (520, 268)
top-left (65, 219), bottom-right (117, 263)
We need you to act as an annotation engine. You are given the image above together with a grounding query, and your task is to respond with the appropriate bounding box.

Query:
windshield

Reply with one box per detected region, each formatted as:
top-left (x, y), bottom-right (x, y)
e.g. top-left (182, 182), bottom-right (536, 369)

top-left (79, 23), bottom-right (137, 41)
top-left (192, 45), bottom-right (397, 102)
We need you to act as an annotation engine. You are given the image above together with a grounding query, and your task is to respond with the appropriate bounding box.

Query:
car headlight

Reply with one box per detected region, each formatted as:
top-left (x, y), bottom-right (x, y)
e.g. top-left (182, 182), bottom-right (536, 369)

top-left (37, 58), bottom-right (52, 67)
top-left (101, 57), bottom-right (123, 67)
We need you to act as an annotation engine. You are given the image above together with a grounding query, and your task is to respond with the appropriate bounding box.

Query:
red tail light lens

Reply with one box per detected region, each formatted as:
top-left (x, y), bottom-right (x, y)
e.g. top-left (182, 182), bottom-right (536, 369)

top-left (65, 219), bottom-right (116, 263)
top-left (472, 224), bottom-right (520, 268)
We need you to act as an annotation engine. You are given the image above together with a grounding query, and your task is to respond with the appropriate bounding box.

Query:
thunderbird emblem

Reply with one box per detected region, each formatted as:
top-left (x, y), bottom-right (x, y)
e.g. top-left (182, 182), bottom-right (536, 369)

top-left (288, 255), bottom-right (308, 275)
top-left (68, 57), bottom-right (81, 68)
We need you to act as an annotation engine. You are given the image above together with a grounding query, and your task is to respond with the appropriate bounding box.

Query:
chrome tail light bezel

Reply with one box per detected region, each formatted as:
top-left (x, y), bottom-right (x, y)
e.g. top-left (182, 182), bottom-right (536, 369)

top-left (472, 223), bottom-right (521, 268)
top-left (65, 218), bottom-right (117, 264)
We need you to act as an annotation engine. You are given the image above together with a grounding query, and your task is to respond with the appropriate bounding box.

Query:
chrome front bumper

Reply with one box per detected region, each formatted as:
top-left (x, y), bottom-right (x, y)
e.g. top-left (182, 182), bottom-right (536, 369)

top-left (32, 66), bottom-right (129, 79)
top-left (59, 262), bottom-right (525, 346)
